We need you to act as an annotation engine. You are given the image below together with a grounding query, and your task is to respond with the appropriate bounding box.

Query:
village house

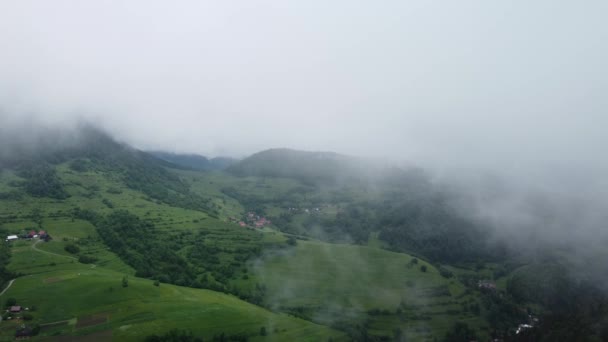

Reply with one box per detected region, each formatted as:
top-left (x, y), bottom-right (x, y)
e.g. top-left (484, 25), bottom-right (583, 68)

top-left (516, 323), bottom-right (533, 334)
top-left (478, 280), bottom-right (497, 291)
top-left (10, 306), bottom-right (21, 313)
top-left (254, 217), bottom-right (271, 228)
top-left (15, 325), bottom-right (33, 339)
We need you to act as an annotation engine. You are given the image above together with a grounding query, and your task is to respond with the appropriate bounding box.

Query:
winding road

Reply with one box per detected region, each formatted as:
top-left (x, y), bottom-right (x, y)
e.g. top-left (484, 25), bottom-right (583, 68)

top-left (32, 240), bottom-right (96, 268)
top-left (0, 279), bottom-right (15, 297)
top-left (0, 239), bottom-right (98, 304)
top-left (32, 239), bottom-right (76, 260)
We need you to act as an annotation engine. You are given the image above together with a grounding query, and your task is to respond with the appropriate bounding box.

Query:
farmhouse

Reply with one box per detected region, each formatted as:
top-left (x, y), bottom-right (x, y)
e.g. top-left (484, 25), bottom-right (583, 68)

top-left (6, 235), bottom-right (18, 241)
top-left (15, 325), bottom-right (33, 339)
top-left (478, 280), bottom-right (496, 290)
top-left (27, 230), bottom-right (37, 238)
top-left (10, 306), bottom-right (22, 313)
top-left (254, 217), bottom-right (271, 228)
top-left (516, 323), bottom-right (533, 334)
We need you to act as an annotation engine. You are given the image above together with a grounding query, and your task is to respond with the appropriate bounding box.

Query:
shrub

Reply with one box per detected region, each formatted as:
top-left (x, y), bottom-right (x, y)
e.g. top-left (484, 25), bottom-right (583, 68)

top-left (5, 298), bottom-right (16, 307)
top-left (439, 266), bottom-right (454, 278)
top-left (102, 198), bottom-right (114, 208)
top-left (64, 244), bottom-right (80, 254)
top-left (78, 255), bottom-right (97, 264)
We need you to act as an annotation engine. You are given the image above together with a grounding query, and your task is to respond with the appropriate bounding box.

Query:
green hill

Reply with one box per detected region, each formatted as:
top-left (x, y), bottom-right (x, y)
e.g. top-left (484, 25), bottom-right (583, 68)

top-left (1, 237), bottom-right (344, 341)
top-left (149, 151), bottom-right (236, 171)
top-left (0, 127), bottom-right (549, 341)
top-left (227, 148), bottom-right (369, 185)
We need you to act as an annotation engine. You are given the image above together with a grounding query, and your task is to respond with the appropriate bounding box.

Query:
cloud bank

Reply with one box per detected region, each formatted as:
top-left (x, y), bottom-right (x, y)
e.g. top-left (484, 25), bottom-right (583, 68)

top-left (0, 1), bottom-right (606, 172)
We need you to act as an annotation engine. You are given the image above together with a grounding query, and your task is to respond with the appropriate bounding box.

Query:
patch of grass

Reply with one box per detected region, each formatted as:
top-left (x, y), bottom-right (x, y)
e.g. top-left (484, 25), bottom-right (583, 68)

top-left (249, 240), bottom-right (484, 340)
top-left (0, 264), bottom-right (345, 341)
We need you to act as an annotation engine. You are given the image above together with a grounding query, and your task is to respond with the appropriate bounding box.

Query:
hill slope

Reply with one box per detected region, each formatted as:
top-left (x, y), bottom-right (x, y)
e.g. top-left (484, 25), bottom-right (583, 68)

top-left (1, 128), bottom-right (569, 341)
top-left (227, 148), bottom-right (369, 184)
top-left (150, 151), bottom-right (236, 171)
top-left (1, 237), bottom-right (344, 341)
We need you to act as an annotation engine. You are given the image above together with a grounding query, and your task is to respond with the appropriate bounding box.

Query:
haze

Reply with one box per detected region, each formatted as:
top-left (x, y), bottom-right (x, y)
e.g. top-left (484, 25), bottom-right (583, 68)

top-left (0, 1), bottom-right (606, 174)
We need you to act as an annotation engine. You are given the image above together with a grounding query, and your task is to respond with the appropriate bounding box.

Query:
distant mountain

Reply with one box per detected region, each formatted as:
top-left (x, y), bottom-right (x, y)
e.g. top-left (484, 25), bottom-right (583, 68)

top-left (0, 126), bottom-right (218, 214)
top-left (149, 151), bottom-right (237, 171)
top-left (227, 148), bottom-right (429, 187)
top-left (227, 148), bottom-right (355, 183)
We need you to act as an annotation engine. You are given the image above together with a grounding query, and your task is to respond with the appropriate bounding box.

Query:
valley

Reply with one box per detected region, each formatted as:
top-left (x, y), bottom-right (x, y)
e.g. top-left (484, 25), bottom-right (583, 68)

top-left (0, 133), bottom-right (605, 341)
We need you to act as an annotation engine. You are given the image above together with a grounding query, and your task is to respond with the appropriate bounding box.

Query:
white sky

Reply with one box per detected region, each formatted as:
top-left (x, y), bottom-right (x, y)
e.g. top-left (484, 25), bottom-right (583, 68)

top-left (0, 1), bottom-right (606, 173)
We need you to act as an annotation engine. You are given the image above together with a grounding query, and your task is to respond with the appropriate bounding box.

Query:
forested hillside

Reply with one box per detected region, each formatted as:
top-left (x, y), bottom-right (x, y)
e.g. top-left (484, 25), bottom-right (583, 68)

top-left (0, 129), bottom-right (606, 341)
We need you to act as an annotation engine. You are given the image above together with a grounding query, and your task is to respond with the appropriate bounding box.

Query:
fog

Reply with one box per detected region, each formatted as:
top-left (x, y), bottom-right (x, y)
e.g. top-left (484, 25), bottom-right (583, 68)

top-left (2, 4), bottom-right (608, 336)
top-left (1, 2), bottom-right (607, 256)
top-left (1, 0), bottom-right (606, 168)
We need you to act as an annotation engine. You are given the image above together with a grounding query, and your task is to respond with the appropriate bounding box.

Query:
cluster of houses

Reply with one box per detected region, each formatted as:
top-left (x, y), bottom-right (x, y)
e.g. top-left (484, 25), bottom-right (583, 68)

top-left (6, 230), bottom-right (51, 242)
top-left (477, 280), bottom-right (497, 291)
top-left (228, 212), bottom-right (272, 229)
top-left (476, 280), bottom-right (540, 336)
top-left (4, 303), bottom-right (30, 320)
top-left (515, 314), bottom-right (539, 334)
top-left (7, 305), bottom-right (28, 338)
top-left (287, 207), bottom-right (322, 214)
top-left (11, 305), bottom-right (37, 340)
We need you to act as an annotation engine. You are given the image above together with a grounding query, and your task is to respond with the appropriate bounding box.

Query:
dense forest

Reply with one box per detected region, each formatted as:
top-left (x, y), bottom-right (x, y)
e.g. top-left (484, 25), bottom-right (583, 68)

top-left (74, 208), bottom-right (274, 302)
top-left (88, 210), bottom-right (195, 284)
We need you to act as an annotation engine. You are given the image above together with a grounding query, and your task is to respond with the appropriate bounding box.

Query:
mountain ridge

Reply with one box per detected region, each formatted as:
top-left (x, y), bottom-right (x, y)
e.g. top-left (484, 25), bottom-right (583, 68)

top-left (149, 151), bottom-right (237, 171)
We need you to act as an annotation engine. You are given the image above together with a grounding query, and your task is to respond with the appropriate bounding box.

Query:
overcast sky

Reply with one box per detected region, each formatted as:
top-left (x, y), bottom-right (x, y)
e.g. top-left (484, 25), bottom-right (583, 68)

top-left (1, 1), bottom-right (607, 174)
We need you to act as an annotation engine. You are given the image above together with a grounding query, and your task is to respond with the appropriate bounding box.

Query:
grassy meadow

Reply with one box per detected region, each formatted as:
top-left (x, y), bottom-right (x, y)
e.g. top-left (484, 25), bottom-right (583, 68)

top-left (0, 220), bottom-right (345, 341)
top-left (0, 161), bottom-right (496, 341)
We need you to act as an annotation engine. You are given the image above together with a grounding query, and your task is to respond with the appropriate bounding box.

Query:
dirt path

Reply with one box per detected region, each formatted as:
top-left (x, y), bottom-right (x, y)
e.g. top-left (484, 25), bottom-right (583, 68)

top-left (40, 319), bottom-right (72, 326)
top-left (0, 278), bottom-right (16, 321)
top-left (32, 239), bottom-right (77, 260)
top-left (32, 240), bottom-right (96, 268)
top-left (0, 279), bottom-right (15, 297)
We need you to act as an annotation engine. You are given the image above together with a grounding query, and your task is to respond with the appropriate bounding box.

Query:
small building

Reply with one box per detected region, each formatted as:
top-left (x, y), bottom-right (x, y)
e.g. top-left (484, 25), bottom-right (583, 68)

top-left (516, 324), bottom-right (533, 334)
top-left (478, 280), bottom-right (497, 290)
top-left (6, 235), bottom-right (18, 241)
top-left (10, 306), bottom-right (21, 313)
top-left (15, 325), bottom-right (33, 339)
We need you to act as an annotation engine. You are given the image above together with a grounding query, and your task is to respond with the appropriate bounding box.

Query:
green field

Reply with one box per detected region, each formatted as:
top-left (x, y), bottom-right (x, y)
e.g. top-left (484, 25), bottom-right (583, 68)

top-left (0, 155), bottom-right (496, 341)
top-left (246, 240), bottom-right (487, 341)
top-left (0, 221), bottom-right (345, 341)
